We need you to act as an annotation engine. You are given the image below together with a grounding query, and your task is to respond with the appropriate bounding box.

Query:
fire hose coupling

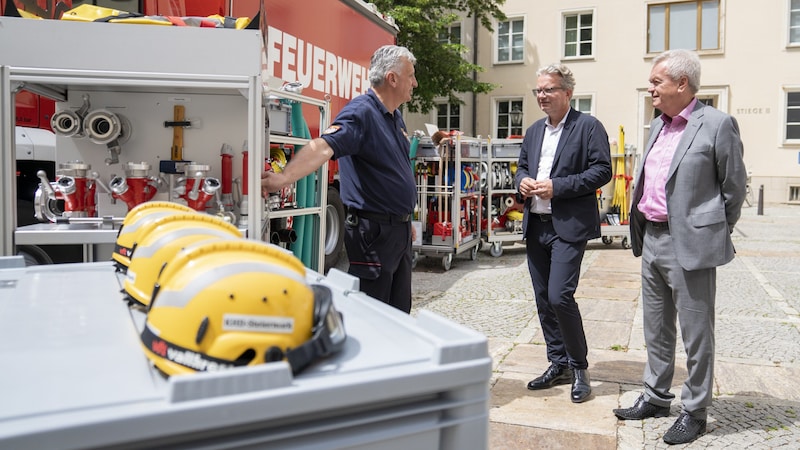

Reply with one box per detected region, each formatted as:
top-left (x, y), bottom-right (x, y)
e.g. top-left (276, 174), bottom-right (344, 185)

top-left (57, 176), bottom-right (77, 195)
top-left (109, 175), bottom-right (129, 195)
top-left (84, 108), bottom-right (132, 165)
top-left (84, 109), bottom-right (124, 144)
top-left (51, 109), bottom-right (83, 137)
top-left (200, 177), bottom-right (221, 196)
top-left (270, 228), bottom-right (298, 245)
top-left (36, 170), bottom-right (58, 198)
top-left (50, 94), bottom-right (91, 137)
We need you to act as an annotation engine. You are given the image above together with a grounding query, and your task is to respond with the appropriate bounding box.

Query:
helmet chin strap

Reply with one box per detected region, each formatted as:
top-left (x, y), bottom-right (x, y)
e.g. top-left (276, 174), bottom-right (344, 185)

top-left (286, 284), bottom-right (345, 374)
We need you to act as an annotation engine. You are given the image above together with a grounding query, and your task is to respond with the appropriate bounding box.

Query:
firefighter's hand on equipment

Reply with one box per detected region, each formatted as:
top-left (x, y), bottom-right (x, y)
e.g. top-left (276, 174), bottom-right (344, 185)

top-left (261, 171), bottom-right (288, 197)
top-left (260, 138), bottom-right (335, 197)
top-left (431, 130), bottom-right (450, 146)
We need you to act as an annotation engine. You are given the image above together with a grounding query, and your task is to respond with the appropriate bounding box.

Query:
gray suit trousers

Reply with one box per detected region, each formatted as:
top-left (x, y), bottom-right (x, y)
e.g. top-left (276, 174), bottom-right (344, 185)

top-left (641, 222), bottom-right (716, 420)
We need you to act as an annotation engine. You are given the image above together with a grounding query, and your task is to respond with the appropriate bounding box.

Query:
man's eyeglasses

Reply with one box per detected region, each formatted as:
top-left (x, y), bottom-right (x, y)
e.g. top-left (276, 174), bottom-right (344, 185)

top-left (532, 87), bottom-right (564, 96)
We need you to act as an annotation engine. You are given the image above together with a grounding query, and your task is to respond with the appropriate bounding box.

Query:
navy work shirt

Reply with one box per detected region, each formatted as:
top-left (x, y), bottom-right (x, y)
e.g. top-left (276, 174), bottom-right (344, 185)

top-left (320, 89), bottom-right (417, 216)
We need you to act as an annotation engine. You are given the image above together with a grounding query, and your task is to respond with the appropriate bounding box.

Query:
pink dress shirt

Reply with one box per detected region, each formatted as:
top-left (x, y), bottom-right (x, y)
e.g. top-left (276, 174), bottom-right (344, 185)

top-left (637, 98), bottom-right (698, 222)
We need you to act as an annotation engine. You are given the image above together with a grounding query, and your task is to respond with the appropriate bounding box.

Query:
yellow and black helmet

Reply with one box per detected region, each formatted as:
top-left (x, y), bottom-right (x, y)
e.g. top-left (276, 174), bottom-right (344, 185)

top-left (140, 240), bottom-right (345, 376)
top-left (112, 201), bottom-right (196, 272)
top-left (123, 213), bottom-right (243, 307)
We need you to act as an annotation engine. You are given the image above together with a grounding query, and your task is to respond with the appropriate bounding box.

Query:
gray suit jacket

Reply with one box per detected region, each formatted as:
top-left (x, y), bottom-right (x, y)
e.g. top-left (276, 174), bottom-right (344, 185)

top-left (630, 101), bottom-right (747, 271)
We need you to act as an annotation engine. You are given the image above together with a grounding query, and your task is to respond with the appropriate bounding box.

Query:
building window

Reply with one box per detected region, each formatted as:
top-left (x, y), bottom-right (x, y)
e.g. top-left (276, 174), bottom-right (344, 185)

top-left (496, 18), bottom-right (524, 63)
top-left (791, 0), bottom-right (800, 45)
top-left (436, 103), bottom-right (461, 131)
top-left (648, 1), bottom-right (720, 53)
top-left (496, 100), bottom-right (524, 138)
top-left (570, 95), bottom-right (594, 115)
top-left (439, 23), bottom-right (462, 45)
top-left (787, 90), bottom-right (800, 142)
top-left (563, 11), bottom-right (594, 58)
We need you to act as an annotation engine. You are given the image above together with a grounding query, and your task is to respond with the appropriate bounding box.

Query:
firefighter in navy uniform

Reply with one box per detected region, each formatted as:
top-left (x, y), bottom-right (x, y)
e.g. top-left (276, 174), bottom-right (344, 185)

top-left (261, 45), bottom-right (418, 313)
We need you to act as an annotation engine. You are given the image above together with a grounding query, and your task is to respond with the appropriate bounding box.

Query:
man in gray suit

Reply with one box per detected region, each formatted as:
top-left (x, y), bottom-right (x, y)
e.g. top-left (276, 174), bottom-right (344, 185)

top-left (516, 64), bottom-right (612, 404)
top-left (612, 49), bottom-right (747, 445)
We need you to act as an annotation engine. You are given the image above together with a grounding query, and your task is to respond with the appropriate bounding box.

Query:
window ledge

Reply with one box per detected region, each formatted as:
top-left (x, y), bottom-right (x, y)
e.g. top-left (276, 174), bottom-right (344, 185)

top-left (493, 60), bottom-right (525, 66)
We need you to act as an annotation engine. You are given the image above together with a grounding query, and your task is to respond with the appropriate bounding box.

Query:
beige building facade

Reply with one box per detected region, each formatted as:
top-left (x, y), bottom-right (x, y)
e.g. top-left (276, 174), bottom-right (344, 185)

top-left (405, 0), bottom-right (800, 204)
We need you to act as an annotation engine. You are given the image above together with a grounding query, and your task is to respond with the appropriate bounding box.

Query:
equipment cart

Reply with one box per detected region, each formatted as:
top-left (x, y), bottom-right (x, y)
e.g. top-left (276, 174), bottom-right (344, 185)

top-left (412, 135), bottom-right (483, 271)
top-left (482, 138), bottom-right (524, 257)
top-left (597, 139), bottom-right (639, 249)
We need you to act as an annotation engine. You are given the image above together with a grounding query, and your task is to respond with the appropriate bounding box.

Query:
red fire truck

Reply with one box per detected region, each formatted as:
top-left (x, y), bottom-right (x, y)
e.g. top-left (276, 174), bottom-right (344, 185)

top-left (4, 0), bottom-right (398, 270)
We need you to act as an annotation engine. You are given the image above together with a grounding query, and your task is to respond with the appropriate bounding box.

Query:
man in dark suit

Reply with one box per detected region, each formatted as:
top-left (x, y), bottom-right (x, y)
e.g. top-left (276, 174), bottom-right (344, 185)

top-left (613, 49), bottom-right (747, 445)
top-left (515, 64), bottom-right (612, 403)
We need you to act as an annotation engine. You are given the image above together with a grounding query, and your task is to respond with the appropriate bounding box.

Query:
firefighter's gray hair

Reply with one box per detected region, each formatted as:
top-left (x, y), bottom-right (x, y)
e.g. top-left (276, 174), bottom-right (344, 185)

top-left (368, 45), bottom-right (416, 87)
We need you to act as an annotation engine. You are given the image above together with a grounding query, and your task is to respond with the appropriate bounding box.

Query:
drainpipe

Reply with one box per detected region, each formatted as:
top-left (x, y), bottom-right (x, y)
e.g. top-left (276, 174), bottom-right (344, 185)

top-left (472, 14), bottom-right (479, 137)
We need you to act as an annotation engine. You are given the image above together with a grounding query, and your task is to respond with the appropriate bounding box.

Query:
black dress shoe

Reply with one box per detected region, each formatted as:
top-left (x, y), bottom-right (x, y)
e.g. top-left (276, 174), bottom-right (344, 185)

top-left (663, 412), bottom-right (706, 445)
top-left (570, 369), bottom-right (592, 403)
top-left (526, 364), bottom-right (573, 390)
top-left (613, 394), bottom-right (670, 420)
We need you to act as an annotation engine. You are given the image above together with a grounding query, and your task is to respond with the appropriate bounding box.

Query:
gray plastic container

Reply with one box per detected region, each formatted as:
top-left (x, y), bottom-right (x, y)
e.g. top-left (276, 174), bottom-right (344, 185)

top-left (0, 262), bottom-right (491, 449)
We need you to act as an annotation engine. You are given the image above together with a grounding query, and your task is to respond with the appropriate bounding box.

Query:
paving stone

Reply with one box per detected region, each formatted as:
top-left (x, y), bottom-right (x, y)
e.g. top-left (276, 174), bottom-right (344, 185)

top-left (401, 204), bottom-right (800, 448)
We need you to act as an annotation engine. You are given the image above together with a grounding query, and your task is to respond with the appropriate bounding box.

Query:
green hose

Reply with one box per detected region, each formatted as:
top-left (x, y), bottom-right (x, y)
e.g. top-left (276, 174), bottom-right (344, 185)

top-left (287, 100), bottom-right (315, 268)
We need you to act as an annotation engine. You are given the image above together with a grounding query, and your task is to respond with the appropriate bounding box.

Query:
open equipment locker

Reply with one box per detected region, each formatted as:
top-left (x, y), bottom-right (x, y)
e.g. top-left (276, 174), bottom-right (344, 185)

top-left (0, 17), bottom-right (328, 271)
top-left (0, 259), bottom-right (492, 449)
top-left (482, 138), bottom-right (524, 257)
top-left (412, 134), bottom-right (484, 271)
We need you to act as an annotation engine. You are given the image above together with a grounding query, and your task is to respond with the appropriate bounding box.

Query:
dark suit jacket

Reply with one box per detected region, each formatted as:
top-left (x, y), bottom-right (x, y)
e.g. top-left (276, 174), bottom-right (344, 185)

top-left (630, 101), bottom-right (747, 271)
top-left (515, 108), bottom-right (612, 242)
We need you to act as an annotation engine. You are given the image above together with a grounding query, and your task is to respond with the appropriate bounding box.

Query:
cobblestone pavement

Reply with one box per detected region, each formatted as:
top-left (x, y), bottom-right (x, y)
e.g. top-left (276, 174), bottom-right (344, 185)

top-left (406, 204), bottom-right (800, 449)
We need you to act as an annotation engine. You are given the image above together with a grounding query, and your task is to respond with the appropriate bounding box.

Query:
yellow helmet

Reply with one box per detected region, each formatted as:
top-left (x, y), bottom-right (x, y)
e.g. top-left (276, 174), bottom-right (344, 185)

top-left (112, 201), bottom-right (196, 272)
top-left (123, 214), bottom-right (243, 308)
top-left (141, 240), bottom-right (345, 376)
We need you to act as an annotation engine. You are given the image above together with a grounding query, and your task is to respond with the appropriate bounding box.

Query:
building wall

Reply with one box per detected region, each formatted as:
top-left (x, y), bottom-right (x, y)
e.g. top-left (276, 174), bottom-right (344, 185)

top-left (405, 0), bottom-right (800, 204)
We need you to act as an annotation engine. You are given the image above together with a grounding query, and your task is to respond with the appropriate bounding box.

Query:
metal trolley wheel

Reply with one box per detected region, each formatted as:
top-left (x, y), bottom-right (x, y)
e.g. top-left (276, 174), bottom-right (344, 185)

top-left (602, 236), bottom-right (614, 245)
top-left (489, 242), bottom-right (503, 257)
top-left (470, 245), bottom-right (478, 261)
top-left (621, 237), bottom-right (631, 249)
top-left (412, 251), bottom-right (420, 269)
top-left (442, 253), bottom-right (453, 271)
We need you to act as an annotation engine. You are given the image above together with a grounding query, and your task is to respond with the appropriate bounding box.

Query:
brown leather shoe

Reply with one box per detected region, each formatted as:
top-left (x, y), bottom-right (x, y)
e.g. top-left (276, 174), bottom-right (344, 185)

top-left (526, 364), bottom-right (573, 390)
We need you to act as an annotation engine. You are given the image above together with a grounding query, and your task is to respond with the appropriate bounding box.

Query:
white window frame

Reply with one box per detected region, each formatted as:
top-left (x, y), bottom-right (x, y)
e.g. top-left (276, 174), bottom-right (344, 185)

top-left (646, 0), bottom-right (724, 56)
top-left (433, 100), bottom-right (462, 132)
top-left (562, 9), bottom-right (596, 60)
top-left (439, 22), bottom-right (463, 45)
top-left (570, 94), bottom-right (595, 116)
top-left (783, 86), bottom-right (800, 145)
top-left (494, 97), bottom-right (525, 138)
top-left (494, 16), bottom-right (525, 64)
top-left (789, 0), bottom-right (800, 47)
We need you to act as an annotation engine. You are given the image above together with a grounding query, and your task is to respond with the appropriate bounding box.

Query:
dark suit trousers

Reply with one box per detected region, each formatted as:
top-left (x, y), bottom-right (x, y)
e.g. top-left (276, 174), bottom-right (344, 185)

top-left (525, 219), bottom-right (589, 369)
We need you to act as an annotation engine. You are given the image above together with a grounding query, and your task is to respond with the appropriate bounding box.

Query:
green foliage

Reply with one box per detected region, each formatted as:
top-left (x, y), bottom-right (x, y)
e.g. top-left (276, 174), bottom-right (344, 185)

top-left (371, 0), bottom-right (507, 113)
